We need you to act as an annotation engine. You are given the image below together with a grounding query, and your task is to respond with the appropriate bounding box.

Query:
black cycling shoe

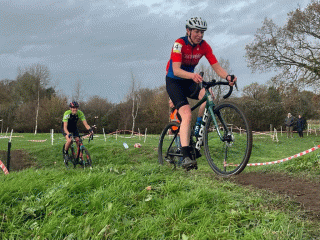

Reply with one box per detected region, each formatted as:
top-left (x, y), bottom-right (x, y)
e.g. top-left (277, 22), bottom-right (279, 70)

top-left (182, 157), bottom-right (197, 170)
top-left (195, 149), bottom-right (202, 159)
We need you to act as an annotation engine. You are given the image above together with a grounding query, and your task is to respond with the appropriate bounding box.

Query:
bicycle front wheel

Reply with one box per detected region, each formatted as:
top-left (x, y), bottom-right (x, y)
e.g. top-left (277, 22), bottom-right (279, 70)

top-left (204, 102), bottom-right (252, 176)
top-left (63, 144), bottom-right (76, 169)
top-left (158, 122), bottom-right (182, 166)
top-left (80, 147), bottom-right (92, 168)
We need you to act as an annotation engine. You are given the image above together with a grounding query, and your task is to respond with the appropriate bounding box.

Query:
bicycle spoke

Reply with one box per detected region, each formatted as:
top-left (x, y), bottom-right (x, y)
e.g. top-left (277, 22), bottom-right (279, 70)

top-left (158, 122), bottom-right (183, 167)
top-left (204, 102), bottom-right (252, 176)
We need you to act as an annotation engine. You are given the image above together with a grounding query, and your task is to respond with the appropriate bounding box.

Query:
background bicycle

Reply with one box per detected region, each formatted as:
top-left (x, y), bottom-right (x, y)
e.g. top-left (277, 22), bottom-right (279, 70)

top-left (158, 76), bottom-right (253, 176)
top-left (63, 133), bottom-right (93, 169)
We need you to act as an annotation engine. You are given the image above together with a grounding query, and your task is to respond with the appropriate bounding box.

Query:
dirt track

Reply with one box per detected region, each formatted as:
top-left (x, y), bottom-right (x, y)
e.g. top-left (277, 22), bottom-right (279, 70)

top-left (230, 172), bottom-right (320, 220)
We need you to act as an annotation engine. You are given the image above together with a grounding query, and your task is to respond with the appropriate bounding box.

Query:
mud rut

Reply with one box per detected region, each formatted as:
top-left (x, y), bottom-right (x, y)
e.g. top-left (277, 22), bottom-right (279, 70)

top-left (229, 172), bottom-right (320, 221)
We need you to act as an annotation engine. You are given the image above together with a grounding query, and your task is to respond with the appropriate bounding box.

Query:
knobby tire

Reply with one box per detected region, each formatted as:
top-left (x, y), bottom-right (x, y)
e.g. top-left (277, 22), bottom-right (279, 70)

top-left (204, 101), bottom-right (252, 176)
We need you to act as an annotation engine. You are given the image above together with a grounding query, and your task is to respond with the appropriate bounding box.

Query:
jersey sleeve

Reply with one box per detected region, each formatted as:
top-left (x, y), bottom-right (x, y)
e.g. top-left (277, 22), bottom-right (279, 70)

top-left (78, 110), bottom-right (86, 121)
top-left (170, 38), bottom-right (185, 63)
top-left (62, 111), bottom-right (70, 122)
top-left (203, 41), bottom-right (218, 65)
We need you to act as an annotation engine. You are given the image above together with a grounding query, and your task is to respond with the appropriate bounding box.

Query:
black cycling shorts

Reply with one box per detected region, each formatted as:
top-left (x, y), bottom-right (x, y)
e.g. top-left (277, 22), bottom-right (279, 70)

top-left (62, 129), bottom-right (80, 137)
top-left (61, 126), bottom-right (80, 137)
top-left (166, 76), bottom-right (201, 110)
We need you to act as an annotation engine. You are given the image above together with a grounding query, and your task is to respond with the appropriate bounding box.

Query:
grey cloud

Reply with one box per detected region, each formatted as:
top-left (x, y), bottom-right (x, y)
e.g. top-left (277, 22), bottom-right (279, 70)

top-left (0, 1), bottom-right (86, 37)
top-left (0, 0), bottom-right (312, 102)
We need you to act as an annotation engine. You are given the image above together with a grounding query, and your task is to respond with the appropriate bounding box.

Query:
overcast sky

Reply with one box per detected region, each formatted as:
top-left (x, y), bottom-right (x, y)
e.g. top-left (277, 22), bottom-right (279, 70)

top-left (0, 0), bottom-right (311, 103)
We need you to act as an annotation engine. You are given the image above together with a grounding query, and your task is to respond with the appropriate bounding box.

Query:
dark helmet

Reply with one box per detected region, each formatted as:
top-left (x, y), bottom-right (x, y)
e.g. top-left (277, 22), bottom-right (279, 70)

top-left (69, 101), bottom-right (79, 108)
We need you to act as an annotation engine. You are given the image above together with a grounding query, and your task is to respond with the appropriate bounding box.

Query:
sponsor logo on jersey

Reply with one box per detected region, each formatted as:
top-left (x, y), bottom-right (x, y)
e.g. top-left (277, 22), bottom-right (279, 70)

top-left (184, 53), bottom-right (202, 59)
top-left (173, 42), bottom-right (182, 53)
top-left (63, 114), bottom-right (70, 121)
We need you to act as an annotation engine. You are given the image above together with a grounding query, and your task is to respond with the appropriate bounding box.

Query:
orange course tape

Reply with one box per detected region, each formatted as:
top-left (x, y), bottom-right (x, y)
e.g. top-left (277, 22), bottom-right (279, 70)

top-left (247, 144), bottom-right (320, 166)
top-left (0, 160), bottom-right (9, 175)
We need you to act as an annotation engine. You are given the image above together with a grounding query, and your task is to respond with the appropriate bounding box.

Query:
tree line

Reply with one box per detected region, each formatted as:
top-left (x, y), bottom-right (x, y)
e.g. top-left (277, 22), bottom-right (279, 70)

top-left (1, 64), bottom-right (319, 134)
top-left (1, 1), bottom-right (319, 134)
top-left (0, 64), bottom-right (169, 134)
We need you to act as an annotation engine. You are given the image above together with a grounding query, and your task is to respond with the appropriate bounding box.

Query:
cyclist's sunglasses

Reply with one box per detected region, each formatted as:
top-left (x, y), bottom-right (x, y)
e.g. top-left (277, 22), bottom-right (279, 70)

top-left (70, 106), bottom-right (78, 109)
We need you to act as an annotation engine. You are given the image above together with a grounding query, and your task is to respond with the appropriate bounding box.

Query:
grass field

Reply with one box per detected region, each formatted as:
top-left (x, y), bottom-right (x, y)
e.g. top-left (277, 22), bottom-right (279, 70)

top-left (0, 131), bottom-right (320, 239)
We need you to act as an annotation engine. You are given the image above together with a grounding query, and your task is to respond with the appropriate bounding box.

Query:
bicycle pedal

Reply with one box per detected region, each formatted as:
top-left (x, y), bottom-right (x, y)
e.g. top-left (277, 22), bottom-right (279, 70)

top-left (183, 162), bottom-right (197, 170)
top-left (186, 164), bottom-right (198, 171)
top-left (185, 165), bottom-right (195, 171)
top-left (165, 158), bottom-right (175, 164)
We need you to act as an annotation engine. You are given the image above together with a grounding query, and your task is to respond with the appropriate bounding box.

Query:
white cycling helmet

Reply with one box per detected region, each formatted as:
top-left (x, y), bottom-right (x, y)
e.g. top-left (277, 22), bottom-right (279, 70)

top-left (186, 17), bottom-right (207, 31)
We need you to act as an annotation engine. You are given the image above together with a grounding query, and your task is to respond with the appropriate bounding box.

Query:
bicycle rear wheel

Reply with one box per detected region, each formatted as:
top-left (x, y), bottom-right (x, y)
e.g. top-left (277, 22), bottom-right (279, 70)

top-left (80, 147), bottom-right (92, 168)
top-left (204, 102), bottom-right (252, 176)
top-left (158, 122), bottom-right (183, 166)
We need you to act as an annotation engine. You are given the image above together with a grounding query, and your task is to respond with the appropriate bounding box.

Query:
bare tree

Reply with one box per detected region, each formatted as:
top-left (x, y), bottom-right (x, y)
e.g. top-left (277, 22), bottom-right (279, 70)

top-left (196, 58), bottom-right (233, 102)
top-left (127, 71), bottom-right (141, 137)
top-left (246, 1), bottom-right (320, 89)
top-left (17, 64), bottom-right (51, 134)
top-left (242, 82), bottom-right (268, 101)
top-left (72, 79), bottom-right (83, 102)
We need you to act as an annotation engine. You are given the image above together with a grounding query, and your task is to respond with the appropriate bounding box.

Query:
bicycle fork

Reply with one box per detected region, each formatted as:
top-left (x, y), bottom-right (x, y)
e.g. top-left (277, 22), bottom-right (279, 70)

top-left (202, 106), bottom-right (233, 169)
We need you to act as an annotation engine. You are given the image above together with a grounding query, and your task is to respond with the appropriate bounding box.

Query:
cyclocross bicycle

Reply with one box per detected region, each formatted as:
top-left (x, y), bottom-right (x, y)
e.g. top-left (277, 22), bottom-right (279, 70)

top-left (158, 75), bottom-right (252, 176)
top-left (63, 133), bottom-right (93, 169)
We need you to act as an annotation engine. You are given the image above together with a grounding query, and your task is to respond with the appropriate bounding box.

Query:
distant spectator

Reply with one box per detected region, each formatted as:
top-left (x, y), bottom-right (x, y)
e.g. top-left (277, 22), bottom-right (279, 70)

top-left (285, 113), bottom-right (294, 138)
top-left (297, 114), bottom-right (305, 138)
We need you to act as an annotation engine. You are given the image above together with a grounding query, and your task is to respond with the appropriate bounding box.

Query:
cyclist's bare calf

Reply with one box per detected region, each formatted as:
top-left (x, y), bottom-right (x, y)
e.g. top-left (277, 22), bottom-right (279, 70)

top-left (64, 135), bottom-right (80, 152)
top-left (178, 105), bottom-right (192, 147)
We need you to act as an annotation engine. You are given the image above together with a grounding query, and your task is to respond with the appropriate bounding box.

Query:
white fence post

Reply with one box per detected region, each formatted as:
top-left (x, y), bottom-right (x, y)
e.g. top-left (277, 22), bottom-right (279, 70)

top-left (103, 128), bottom-right (106, 141)
top-left (144, 128), bottom-right (147, 143)
top-left (51, 129), bottom-right (54, 145)
top-left (9, 129), bottom-right (13, 142)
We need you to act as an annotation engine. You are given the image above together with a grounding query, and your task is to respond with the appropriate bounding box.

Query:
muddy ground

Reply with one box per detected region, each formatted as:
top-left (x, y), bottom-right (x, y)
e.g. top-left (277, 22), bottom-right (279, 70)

top-left (0, 150), bottom-right (37, 172)
top-left (230, 172), bottom-right (320, 221)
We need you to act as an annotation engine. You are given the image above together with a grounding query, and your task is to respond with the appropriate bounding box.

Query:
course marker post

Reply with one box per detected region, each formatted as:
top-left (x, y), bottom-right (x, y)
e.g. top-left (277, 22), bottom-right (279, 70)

top-left (7, 130), bottom-right (13, 172)
top-left (51, 129), bottom-right (54, 145)
top-left (144, 128), bottom-right (147, 143)
top-left (103, 128), bottom-right (106, 141)
top-left (138, 128), bottom-right (141, 140)
top-left (273, 128), bottom-right (279, 142)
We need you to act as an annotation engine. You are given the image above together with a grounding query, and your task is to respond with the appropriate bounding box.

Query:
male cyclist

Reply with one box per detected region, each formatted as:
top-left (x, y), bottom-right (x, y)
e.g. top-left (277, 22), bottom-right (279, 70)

top-left (62, 101), bottom-right (93, 162)
top-left (166, 16), bottom-right (237, 170)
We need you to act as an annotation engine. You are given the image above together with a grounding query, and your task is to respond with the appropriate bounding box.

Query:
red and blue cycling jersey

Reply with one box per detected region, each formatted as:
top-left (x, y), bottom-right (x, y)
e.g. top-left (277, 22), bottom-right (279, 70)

top-left (166, 36), bottom-right (218, 79)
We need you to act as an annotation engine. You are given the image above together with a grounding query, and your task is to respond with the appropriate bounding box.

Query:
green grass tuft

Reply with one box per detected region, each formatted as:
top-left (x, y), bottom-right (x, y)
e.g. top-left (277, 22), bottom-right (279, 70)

top-left (0, 133), bottom-right (319, 238)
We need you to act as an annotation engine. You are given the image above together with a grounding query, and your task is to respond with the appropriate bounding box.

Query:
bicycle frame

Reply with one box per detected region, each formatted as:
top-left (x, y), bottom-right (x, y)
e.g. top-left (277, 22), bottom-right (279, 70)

top-left (71, 134), bottom-right (92, 161)
top-left (191, 88), bottom-right (228, 150)
top-left (164, 80), bottom-right (233, 159)
top-left (73, 138), bottom-right (83, 161)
